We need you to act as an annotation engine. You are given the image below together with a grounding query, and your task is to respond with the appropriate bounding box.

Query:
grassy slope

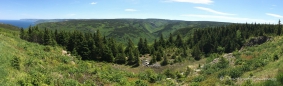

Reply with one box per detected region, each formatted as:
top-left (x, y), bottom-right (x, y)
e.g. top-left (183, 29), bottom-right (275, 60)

top-left (197, 36), bottom-right (283, 86)
top-left (36, 19), bottom-right (229, 44)
top-left (1, 22), bottom-right (282, 85)
top-left (237, 36), bottom-right (283, 85)
top-left (0, 25), bottom-right (135, 85)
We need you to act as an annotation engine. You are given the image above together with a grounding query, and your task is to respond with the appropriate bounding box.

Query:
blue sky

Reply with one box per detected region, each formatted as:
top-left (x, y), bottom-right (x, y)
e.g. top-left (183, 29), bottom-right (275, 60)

top-left (0, 0), bottom-right (282, 23)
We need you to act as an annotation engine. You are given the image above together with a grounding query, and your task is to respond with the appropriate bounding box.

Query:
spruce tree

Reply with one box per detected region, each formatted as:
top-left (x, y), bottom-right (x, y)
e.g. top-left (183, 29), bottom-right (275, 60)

top-left (161, 56), bottom-right (169, 66)
top-left (150, 54), bottom-right (157, 64)
top-left (125, 39), bottom-right (135, 55)
top-left (192, 45), bottom-right (201, 60)
top-left (43, 28), bottom-right (52, 45)
top-left (175, 34), bottom-right (184, 47)
top-left (159, 33), bottom-right (166, 47)
top-left (20, 28), bottom-right (25, 40)
top-left (143, 38), bottom-right (150, 54)
top-left (138, 38), bottom-right (144, 54)
top-left (127, 48), bottom-right (135, 65)
top-left (168, 33), bottom-right (174, 46)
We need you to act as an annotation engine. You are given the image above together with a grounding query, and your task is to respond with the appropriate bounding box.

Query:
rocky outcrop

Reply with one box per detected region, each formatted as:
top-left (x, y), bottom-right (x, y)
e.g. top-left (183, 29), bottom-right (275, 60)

top-left (244, 36), bottom-right (271, 46)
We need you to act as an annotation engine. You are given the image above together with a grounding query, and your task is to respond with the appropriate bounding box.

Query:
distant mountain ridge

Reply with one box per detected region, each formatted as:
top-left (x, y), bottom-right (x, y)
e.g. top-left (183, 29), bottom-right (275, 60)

top-left (36, 19), bottom-right (231, 44)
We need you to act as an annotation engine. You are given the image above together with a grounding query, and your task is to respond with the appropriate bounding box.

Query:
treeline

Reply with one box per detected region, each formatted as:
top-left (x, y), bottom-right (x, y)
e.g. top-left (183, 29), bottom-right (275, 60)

top-left (19, 26), bottom-right (187, 66)
top-left (19, 20), bottom-right (282, 64)
top-left (189, 20), bottom-right (282, 60)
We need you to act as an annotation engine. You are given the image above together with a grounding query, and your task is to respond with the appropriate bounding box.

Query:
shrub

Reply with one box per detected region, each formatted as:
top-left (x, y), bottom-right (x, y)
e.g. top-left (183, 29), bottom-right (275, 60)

top-left (43, 46), bottom-right (51, 52)
top-left (135, 80), bottom-right (148, 86)
top-left (11, 56), bottom-right (20, 70)
top-left (277, 69), bottom-right (283, 85)
top-left (63, 79), bottom-right (80, 86)
top-left (228, 67), bottom-right (243, 78)
top-left (163, 69), bottom-right (176, 79)
top-left (193, 75), bottom-right (205, 82)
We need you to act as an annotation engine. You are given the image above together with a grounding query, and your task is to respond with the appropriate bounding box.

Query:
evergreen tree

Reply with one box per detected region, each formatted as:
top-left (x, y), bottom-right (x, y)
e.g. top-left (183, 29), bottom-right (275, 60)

top-left (156, 52), bottom-right (162, 61)
top-left (175, 34), bottom-right (184, 47)
top-left (161, 56), bottom-right (169, 66)
top-left (143, 38), bottom-right (150, 54)
top-left (192, 45), bottom-right (201, 60)
top-left (115, 53), bottom-right (126, 64)
top-left (20, 28), bottom-right (25, 40)
top-left (78, 38), bottom-right (91, 60)
top-left (125, 39), bottom-right (135, 55)
top-left (138, 38), bottom-right (144, 54)
top-left (168, 33), bottom-right (174, 46)
top-left (159, 33), bottom-right (166, 47)
top-left (43, 28), bottom-right (52, 45)
top-left (102, 46), bottom-right (114, 62)
top-left (150, 54), bottom-right (157, 64)
top-left (135, 55), bottom-right (140, 67)
top-left (127, 48), bottom-right (135, 65)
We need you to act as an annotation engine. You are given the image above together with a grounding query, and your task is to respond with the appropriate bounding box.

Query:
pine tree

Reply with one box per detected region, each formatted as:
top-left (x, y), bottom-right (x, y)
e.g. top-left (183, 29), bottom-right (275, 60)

top-left (78, 37), bottom-right (91, 60)
top-left (138, 38), bottom-right (144, 54)
top-left (159, 33), bottom-right (166, 47)
top-left (175, 34), bottom-right (184, 47)
top-left (135, 55), bottom-right (140, 67)
top-left (102, 46), bottom-right (114, 62)
top-left (150, 54), bottom-right (157, 64)
top-left (192, 45), bottom-right (201, 60)
top-left (143, 38), bottom-right (150, 54)
top-left (125, 39), bottom-right (135, 55)
top-left (43, 28), bottom-right (52, 45)
top-left (115, 53), bottom-right (126, 64)
top-left (168, 33), bottom-right (174, 46)
top-left (156, 52), bottom-right (162, 61)
top-left (20, 28), bottom-right (25, 40)
top-left (127, 48), bottom-right (135, 65)
top-left (161, 56), bottom-right (169, 66)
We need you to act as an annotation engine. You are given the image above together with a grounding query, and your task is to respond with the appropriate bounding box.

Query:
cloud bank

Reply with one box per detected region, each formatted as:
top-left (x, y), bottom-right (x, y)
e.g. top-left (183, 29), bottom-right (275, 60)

top-left (195, 7), bottom-right (235, 15)
top-left (266, 13), bottom-right (283, 18)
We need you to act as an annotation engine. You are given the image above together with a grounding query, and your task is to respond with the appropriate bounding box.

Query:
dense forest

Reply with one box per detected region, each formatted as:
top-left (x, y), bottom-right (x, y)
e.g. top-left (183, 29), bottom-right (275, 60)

top-left (19, 20), bottom-right (282, 66)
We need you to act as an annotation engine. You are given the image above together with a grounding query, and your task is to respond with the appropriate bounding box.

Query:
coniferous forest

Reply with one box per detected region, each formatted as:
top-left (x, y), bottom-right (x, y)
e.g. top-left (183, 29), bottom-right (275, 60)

top-left (20, 20), bottom-right (282, 65)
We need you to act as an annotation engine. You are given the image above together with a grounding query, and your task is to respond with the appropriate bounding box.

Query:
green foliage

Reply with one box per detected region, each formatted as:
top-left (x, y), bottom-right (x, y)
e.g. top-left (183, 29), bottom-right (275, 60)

top-left (193, 75), bottom-right (205, 82)
top-left (43, 46), bottom-right (51, 52)
top-left (135, 80), bottom-right (148, 86)
top-left (11, 56), bottom-right (21, 70)
top-left (161, 57), bottom-right (169, 66)
top-left (277, 68), bottom-right (283, 85)
top-left (163, 69), bottom-right (176, 79)
top-left (216, 57), bottom-right (229, 69)
top-left (192, 46), bottom-right (201, 60)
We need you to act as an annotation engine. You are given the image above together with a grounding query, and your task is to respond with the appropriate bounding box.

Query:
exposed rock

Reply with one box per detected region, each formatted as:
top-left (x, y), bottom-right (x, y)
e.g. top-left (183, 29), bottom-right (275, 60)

top-left (210, 53), bottom-right (235, 65)
top-left (244, 36), bottom-right (271, 47)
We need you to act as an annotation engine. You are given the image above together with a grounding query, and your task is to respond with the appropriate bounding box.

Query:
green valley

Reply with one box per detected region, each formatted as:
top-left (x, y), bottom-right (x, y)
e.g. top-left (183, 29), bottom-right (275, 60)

top-left (36, 19), bottom-right (229, 44)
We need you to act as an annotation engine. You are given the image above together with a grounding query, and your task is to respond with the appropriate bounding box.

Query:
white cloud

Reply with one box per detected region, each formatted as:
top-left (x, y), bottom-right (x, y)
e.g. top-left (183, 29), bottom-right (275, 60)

top-left (165, 0), bottom-right (213, 4)
top-left (195, 7), bottom-right (236, 15)
top-left (125, 9), bottom-right (138, 12)
top-left (266, 13), bottom-right (283, 18)
top-left (90, 2), bottom-right (97, 5)
top-left (181, 14), bottom-right (275, 23)
top-left (67, 14), bottom-right (76, 17)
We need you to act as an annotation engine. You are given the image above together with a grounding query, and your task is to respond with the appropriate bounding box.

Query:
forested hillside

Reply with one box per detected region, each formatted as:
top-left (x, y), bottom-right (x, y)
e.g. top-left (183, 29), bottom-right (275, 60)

top-left (36, 19), bottom-right (229, 44)
top-left (1, 20), bottom-right (283, 85)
